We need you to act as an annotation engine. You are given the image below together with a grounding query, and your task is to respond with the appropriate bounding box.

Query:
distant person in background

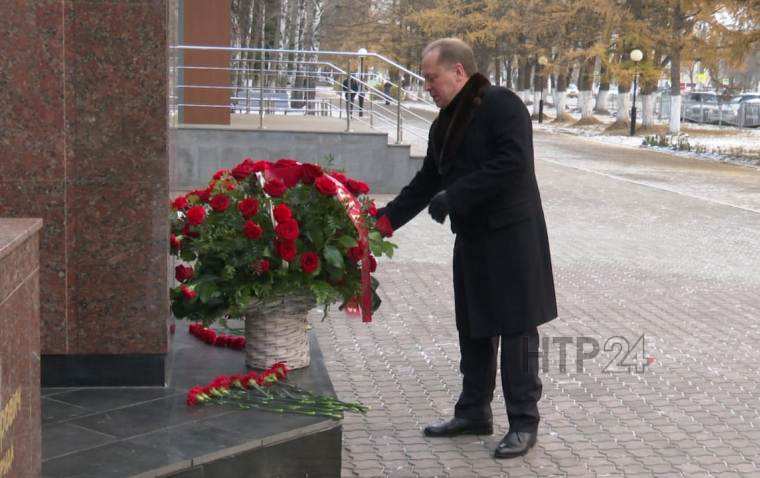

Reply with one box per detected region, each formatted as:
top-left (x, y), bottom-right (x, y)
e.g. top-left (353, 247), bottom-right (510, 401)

top-left (383, 80), bottom-right (392, 105)
top-left (342, 76), bottom-right (358, 117)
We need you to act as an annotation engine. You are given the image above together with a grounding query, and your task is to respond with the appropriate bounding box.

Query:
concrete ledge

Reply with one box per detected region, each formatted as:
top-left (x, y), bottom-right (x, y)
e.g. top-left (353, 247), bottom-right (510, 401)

top-left (174, 127), bottom-right (423, 193)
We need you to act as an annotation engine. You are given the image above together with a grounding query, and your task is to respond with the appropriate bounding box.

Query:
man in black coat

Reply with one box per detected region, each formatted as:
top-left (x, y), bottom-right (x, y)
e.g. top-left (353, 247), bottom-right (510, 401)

top-left (377, 38), bottom-right (557, 459)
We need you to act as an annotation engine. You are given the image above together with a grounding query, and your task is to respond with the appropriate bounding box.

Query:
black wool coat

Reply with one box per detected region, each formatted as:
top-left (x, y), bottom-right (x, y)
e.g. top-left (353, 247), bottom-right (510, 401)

top-left (380, 73), bottom-right (557, 338)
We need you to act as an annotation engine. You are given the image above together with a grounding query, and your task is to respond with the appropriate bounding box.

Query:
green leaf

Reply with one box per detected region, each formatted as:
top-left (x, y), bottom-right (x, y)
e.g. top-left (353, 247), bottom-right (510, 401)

top-left (337, 235), bottom-right (358, 249)
top-left (369, 241), bottom-right (383, 257)
top-left (323, 246), bottom-right (344, 269)
top-left (179, 249), bottom-right (197, 262)
top-left (382, 241), bottom-right (397, 258)
top-left (368, 231), bottom-right (382, 243)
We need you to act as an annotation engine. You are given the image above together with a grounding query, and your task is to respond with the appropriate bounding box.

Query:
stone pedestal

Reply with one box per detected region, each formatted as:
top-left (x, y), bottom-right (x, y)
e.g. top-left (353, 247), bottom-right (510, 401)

top-left (0, 2), bottom-right (170, 386)
top-left (179, 0), bottom-right (232, 125)
top-left (0, 218), bottom-right (43, 477)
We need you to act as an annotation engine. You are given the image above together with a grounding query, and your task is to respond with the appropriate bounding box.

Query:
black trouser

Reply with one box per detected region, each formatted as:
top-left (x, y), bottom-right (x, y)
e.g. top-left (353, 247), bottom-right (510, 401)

top-left (454, 327), bottom-right (542, 433)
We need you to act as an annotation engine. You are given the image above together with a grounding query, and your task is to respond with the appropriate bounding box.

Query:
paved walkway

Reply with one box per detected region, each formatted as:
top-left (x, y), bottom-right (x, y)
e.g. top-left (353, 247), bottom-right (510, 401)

top-left (312, 131), bottom-right (760, 477)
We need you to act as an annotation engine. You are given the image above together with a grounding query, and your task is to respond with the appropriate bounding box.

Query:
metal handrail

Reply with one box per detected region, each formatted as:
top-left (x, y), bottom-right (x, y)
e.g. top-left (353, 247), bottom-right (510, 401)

top-left (173, 45), bottom-right (436, 144)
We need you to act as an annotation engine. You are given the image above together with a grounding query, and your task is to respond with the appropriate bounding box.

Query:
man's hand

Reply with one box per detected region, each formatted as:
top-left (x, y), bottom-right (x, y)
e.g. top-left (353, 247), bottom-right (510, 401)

top-left (428, 191), bottom-right (449, 224)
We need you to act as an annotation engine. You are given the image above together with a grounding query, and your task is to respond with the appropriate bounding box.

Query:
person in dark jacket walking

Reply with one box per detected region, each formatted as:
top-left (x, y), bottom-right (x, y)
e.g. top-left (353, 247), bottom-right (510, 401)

top-left (342, 76), bottom-right (358, 117)
top-left (377, 38), bottom-right (557, 459)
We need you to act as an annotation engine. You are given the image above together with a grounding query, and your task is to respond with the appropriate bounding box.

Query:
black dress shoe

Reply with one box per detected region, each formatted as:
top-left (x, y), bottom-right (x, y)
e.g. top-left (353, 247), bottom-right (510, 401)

top-left (494, 431), bottom-right (537, 459)
top-left (423, 417), bottom-right (493, 437)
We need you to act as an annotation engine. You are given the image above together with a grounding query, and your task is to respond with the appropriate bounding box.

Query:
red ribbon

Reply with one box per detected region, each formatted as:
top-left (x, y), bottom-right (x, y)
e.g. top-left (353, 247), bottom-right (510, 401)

top-left (263, 163), bottom-right (373, 322)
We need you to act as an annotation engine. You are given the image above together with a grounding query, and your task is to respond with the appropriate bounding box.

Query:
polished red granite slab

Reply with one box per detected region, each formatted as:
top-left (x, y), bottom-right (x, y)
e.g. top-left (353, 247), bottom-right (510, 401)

top-left (0, 2), bottom-right (169, 361)
top-left (0, 218), bottom-right (43, 477)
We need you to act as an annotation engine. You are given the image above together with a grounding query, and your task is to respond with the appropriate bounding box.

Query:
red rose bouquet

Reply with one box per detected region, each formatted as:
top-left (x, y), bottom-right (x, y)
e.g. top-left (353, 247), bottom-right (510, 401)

top-left (169, 157), bottom-right (395, 326)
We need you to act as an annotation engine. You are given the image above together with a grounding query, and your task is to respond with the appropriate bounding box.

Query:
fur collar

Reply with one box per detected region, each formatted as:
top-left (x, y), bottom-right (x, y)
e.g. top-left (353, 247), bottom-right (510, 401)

top-left (435, 72), bottom-right (491, 174)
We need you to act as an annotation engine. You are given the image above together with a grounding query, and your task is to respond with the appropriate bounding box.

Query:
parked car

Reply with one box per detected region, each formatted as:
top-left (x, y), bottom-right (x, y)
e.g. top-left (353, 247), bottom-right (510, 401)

top-left (682, 92), bottom-right (718, 123)
top-left (710, 94), bottom-right (760, 126)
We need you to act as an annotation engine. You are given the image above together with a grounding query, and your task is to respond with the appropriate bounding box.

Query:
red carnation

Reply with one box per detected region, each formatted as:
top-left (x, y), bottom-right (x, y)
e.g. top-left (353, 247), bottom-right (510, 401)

top-left (186, 386), bottom-right (204, 406)
top-left (273, 203), bottom-right (292, 223)
top-left (170, 233), bottom-right (181, 250)
top-left (175, 264), bottom-right (194, 282)
top-left (210, 194), bottom-right (230, 212)
top-left (230, 337), bottom-right (246, 350)
top-left (347, 178), bottom-right (370, 195)
top-left (347, 245), bottom-right (364, 263)
top-left (212, 169), bottom-right (230, 180)
top-left (186, 205), bottom-right (206, 226)
top-left (243, 220), bottom-right (263, 240)
top-left (252, 258), bottom-right (270, 274)
top-left (315, 176), bottom-right (338, 196)
top-left (275, 219), bottom-right (300, 241)
top-left (264, 178), bottom-right (287, 197)
top-left (238, 197), bottom-right (259, 218)
top-left (171, 196), bottom-right (188, 210)
top-left (276, 240), bottom-right (297, 262)
top-left (215, 335), bottom-right (229, 347)
top-left (301, 163), bottom-right (323, 184)
top-left (330, 171), bottom-right (348, 185)
top-left (300, 251), bottom-right (320, 274)
top-left (201, 328), bottom-right (216, 344)
top-left (375, 215), bottom-right (394, 238)
top-left (180, 284), bottom-right (197, 301)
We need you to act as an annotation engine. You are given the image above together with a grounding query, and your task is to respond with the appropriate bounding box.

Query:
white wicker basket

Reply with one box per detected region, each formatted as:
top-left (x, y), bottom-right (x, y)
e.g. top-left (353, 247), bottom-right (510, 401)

top-left (244, 293), bottom-right (316, 370)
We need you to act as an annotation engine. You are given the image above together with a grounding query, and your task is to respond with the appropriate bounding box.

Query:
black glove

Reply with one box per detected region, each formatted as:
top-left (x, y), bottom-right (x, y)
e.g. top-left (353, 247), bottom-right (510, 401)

top-left (428, 191), bottom-right (449, 224)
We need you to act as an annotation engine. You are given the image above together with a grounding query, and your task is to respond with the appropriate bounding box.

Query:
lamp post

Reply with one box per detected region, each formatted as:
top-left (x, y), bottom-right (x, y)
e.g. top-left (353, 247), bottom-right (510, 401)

top-left (357, 48), bottom-right (367, 117)
top-left (629, 49), bottom-right (643, 136)
top-left (537, 55), bottom-right (548, 123)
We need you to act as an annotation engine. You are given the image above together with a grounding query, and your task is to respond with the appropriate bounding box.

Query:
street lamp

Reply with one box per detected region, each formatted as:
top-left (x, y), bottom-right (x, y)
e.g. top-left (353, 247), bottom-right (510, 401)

top-left (357, 48), bottom-right (368, 117)
top-left (538, 55), bottom-right (549, 123)
top-left (630, 49), bottom-right (643, 136)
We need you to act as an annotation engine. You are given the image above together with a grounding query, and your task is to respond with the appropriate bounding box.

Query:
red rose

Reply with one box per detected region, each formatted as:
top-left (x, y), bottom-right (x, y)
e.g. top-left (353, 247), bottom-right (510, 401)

top-left (273, 203), bottom-right (292, 222)
top-left (186, 205), bottom-right (206, 226)
top-left (252, 258), bottom-right (270, 274)
top-left (315, 176), bottom-right (338, 196)
top-left (300, 251), bottom-right (320, 274)
top-left (198, 188), bottom-right (212, 203)
top-left (276, 240), bottom-right (297, 262)
top-left (175, 264), bottom-right (194, 282)
top-left (347, 178), bottom-right (370, 195)
top-left (182, 223), bottom-right (200, 239)
top-left (213, 169), bottom-right (230, 180)
top-left (275, 219), bottom-right (300, 241)
top-left (252, 160), bottom-right (270, 173)
top-left (330, 171), bottom-right (348, 185)
top-left (237, 197), bottom-right (259, 218)
top-left (231, 160), bottom-right (256, 180)
top-left (301, 163), bottom-right (323, 184)
top-left (275, 158), bottom-right (299, 167)
top-left (171, 196), bottom-right (188, 210)
top-left (210, 194), bottom-right (230, 212)
top-left (170, 233), bottom-right (181, 250)
top-left (367, 201), bottom-right (378, 217)
top-left (375, 215), bottom-right (394, 237)
top-left (264, 178), bottom-right (287, 197)
top-left (225, 182), bottom-right (236, 191)
top-left (347, 245), bottom-right (364, 263)
top-left (368, 254), bottom-right (377, 272)
top-left (180, 284), bottom-right (196, 301)
top-left (243, 220), bottom-right (263, 240)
